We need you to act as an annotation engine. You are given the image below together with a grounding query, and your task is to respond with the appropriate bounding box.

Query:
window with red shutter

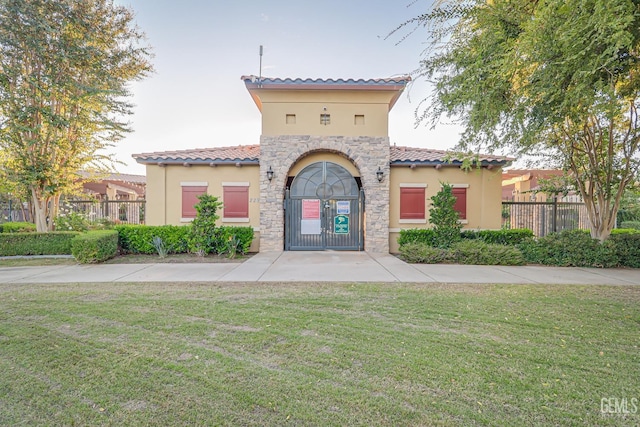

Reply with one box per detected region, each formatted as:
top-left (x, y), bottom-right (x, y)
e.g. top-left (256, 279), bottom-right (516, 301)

top-left (223, 186), bottom-right (249, 218)
top-left (182, 186), bottom-right (207, 218)
top-left (452, 187), bottom-right (467, 220)
top-left (400, 187), bottom-right (426, 220)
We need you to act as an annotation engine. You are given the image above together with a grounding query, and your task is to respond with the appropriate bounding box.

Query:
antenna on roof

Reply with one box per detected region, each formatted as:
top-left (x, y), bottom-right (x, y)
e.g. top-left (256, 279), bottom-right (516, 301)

top-left (258, 45), bottom-right (263, 87)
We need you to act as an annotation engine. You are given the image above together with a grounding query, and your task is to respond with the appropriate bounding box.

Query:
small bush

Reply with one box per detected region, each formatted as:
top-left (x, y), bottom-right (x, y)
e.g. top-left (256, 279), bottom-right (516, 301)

top-left (609, 233), bottom-right (640, 268)
top-left (0, 232), bottom-right (79, 256)
top-left (461, 228), bottom-right (534, 245)
top-left (0, 222), bottom-right (37, 233)
top-left (451, 240), bottom-right (525, 265)
top-left (71, 231), bottom-right (118, 264)
top-left (518, 230), bottom-right (618, 268)
top-left (115, 225), bottom-right (190, 254)
top-left (620, 221), bottom-right (640, 230)
top-left (398, 242), bottom-right (451, 264)
top-left (429, 183), bottom-right (463, 248)
top-left (54, 212), bottom-right (90, 232)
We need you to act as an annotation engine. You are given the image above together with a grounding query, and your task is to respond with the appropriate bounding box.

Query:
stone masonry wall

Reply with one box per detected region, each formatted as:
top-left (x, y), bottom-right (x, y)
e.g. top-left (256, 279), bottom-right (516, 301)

top-left (259, 135), bottom-right (390, 253)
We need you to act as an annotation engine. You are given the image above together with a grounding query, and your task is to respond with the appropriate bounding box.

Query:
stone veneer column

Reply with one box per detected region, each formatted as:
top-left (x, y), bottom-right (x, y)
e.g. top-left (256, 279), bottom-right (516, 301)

top-left (259, 135), bottom-right (390, 253)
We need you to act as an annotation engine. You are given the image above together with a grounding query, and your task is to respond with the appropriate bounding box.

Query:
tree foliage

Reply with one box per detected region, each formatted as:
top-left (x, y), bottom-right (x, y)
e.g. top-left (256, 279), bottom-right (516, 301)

top-left (0, 0), bottom-right (153, 231)
top-left (398, 0), bottom-right (640, 241)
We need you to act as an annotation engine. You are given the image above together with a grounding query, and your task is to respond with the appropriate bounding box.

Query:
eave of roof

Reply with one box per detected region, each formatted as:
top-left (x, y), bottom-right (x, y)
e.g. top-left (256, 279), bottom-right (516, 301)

top-left (390, 145), bottom-right (514, 167)
top-left (241, 75), bottom-right (411, 112)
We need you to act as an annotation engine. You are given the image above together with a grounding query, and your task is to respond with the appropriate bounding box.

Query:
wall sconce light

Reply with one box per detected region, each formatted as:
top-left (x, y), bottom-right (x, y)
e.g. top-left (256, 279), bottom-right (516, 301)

top-left (376, 167), bottom-right (384, 182)
top-left (266, 166), bottom-right (274, 181)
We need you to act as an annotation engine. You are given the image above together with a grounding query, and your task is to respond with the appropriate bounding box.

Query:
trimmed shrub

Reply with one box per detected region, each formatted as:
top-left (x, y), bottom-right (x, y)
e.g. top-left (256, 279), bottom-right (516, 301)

top-left (0, 232), bottom-right (79, 256)
top-left (429, 183), bottom-right (463, 248)
top-left (518, 230), bottom-right (618, 268)
top-left (611, 228), bottom-right (640, 235)
top-left (398, 229), bottom-right (437, 247)
top-left (214, 226), bottom-right (255, 255)
top-left (188, 194), bottom-right (223, 256)
top-left (619, 221), bottom-right (640, 230)
top-left (71, 231), bottom-right (118, 264)
top-left (461, 228), bottom-right (534, 245)
top-left (451, 240), bottom-right (526, 266)
top-left (0, 222), bottom-right (37, 233)
top-left (398, 242), bottom-right (452, 264)
top-left (115, 224), bottom-right (190, 254)
top-left (609, 233), bottom-right (640, 268)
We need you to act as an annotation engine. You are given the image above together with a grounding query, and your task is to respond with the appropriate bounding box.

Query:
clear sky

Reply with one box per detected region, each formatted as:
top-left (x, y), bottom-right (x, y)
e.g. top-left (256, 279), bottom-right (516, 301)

top-left (113, 0), bottom-right (464, 175)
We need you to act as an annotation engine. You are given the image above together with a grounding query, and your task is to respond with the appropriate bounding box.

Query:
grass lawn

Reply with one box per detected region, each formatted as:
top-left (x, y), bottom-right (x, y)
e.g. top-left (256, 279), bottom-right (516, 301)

top-left (0, 253), bottom-right (249, 267)
top-left (0, 282), bottom-right (638, 426)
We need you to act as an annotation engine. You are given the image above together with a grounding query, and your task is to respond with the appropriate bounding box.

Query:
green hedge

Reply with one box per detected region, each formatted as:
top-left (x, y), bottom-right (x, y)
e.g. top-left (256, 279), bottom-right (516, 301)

top-left (609, 233), bottom-right (640, 268)
top-left (114, 224), bottom-right (255, 256)
top-left (115, 224), bottom-right (190, 254)
top-left (0, 222), bottom-right (37, 233)
top-left (399, 240), bottom-right (525, 265)
top-left (517, 230), bottom-right (619, 268)
top-left (71, 230), bottom-right (118, 264)
top-left (0, 232), bottom-right (79, 256)
top-left (461, 228), bottom-right (534, 245)
top-left (619, 221), bottom-right (640, 230)
top-left (398, 228), bottom-right (533, 247)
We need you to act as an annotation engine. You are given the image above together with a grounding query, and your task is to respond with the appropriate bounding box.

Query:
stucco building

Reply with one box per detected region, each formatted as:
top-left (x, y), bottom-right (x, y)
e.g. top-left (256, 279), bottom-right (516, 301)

top-left (133, 75), bottom-right (512, 253)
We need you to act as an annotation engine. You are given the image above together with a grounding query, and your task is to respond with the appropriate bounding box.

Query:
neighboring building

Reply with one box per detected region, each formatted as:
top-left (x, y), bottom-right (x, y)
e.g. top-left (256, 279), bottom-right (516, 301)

top-left (502, 169), bottom-right (581, 202)
top-left (79, 172), bottom-right (146, 201)
top-left (133, 75), bottom-right (512, 253)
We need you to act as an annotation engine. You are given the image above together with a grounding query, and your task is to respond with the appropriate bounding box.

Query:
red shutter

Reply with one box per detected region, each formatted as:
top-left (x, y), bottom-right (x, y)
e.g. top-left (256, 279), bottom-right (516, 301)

top-left (452, 187), bottom-right (467, 220)
top-left (223, 186), bottom-right (249, 218)
top-left (182, 186), bottom-right (207, 218)
top-left (400, 187), bottom-right (425, 220)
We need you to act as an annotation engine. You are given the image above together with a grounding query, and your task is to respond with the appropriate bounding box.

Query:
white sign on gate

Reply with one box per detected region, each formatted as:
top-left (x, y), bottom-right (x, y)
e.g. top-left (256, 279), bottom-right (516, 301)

top-left (336, 201), bottom-right (350, 215)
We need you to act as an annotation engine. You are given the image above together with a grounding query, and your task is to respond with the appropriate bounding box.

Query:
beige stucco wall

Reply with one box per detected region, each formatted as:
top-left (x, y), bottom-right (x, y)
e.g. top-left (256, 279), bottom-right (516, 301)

top-left (144, 163), bottom-right (261, 252)
top-left (388, 165), bottom-right (504, 253)
top-left (255, 90), bottom-right (397, 137)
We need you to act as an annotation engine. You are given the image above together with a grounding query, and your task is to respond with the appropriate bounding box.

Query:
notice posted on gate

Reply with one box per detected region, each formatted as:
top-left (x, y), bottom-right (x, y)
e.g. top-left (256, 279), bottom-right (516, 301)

top-left (334, 214), bottom-right (349, 234)
top-left (302, 199), bottom-right (321, 234)
top-left (336, 201), bottom-right (350, 215)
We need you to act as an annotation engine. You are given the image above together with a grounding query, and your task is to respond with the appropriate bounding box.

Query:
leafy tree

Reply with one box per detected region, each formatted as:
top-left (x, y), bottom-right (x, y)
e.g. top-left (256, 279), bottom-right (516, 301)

top-left (0, 0), bottom-right (153, 231)
top-left (429, 183), bottom-right (462, 248)
top-left (396, 0), bottom-right (640, 241)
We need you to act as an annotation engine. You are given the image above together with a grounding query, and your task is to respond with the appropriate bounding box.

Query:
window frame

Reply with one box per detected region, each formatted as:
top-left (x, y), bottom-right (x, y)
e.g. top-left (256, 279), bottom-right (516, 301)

top-left (181, 182), bottom-right (208, 221)
top-left (399, 183), bottom-right (427, 223)
top-left (222, 182), bottom-right (250, 223)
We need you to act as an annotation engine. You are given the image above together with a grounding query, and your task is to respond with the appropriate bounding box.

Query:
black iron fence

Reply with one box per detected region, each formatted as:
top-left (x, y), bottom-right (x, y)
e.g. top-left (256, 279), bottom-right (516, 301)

top-left (502, 200), bottom-right (589, 237)
top-left (59, 200), bottom-right (146, 225)
top-left (1, 199), bottom-right (146, 226)
top-left (0, 199), bottom-right (30, 222)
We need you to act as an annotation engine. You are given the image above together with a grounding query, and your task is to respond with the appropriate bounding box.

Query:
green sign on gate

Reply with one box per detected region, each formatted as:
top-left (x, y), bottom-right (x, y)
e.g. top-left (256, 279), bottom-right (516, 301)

top-left (334, 214), bottom-right (349, 234)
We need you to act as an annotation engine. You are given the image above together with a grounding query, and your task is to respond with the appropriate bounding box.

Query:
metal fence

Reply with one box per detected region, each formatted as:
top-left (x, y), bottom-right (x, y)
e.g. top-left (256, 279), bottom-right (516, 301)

top-left (502, 200), bottom-right (589, 237)
top-left (0, 200), bottom-right (30, 222)
top-left (60, 200), bottom-right (146, 225)
top-left (1, 199), bottom-right (146, 226)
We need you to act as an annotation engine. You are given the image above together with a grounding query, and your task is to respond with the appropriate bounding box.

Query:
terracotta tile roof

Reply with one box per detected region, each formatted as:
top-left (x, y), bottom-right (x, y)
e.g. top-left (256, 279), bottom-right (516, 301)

top-left (133, 144), bottom-right (512, 167)
top-left (132, 145), bottom-right (260, 165)
top-left (390, 145), bottom-right (513, 166)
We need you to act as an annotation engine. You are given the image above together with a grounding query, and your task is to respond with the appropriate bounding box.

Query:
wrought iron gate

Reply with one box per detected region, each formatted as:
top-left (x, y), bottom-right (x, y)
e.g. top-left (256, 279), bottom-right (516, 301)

top-left (285, 162), bottom-right (364, 251)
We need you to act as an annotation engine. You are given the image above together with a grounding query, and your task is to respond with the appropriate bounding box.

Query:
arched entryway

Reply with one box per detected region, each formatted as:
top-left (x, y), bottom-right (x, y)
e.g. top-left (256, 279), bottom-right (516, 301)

top-left (285, 161), bottom-right (364, 250)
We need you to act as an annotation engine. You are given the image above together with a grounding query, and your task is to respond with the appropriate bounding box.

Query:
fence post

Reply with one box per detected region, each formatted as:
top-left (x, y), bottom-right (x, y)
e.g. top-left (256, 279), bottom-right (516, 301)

top-left (552, 196), bottom-right (558, 233)
top-left (8, 199), bottom-right (12, 222)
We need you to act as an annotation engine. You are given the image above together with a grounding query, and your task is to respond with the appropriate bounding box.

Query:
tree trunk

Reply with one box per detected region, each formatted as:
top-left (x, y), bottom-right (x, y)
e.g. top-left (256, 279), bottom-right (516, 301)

top-left (31, 187), bottom-right (52, 232)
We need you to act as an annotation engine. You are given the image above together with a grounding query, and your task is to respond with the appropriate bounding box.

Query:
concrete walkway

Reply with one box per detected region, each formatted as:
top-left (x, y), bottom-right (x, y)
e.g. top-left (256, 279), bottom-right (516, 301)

top-left (1, 251), bottom-right (639, 285)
